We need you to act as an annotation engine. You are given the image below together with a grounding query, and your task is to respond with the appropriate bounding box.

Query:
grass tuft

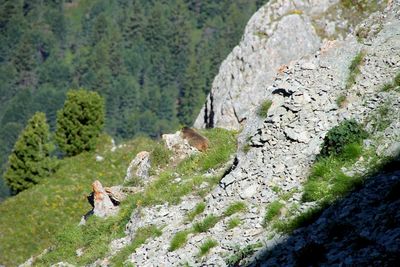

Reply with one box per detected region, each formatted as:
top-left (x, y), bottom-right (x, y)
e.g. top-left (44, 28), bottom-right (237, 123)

top-left (169, 230), bottom-right (191, 252)
top-left (227, 217), bottom-right (241, 229)
top-left (263, 201), bottom-right (284, 226)
top-left (186, 202), bottom-right (206, 222)
top-left (346, 51), bottom-right (365, 89)
top-left (257, 100), bottom-right (273, 117)
top-left (193, 215), bottom-right (220, 233)
top-left (336, 94), bottom-right (347, 108)
top-left (198, 239), bottom-right (218, 257)
top-left (223, 201), bottom-right (246, 217)
top-left (110, 225), bottom-right (162, 266)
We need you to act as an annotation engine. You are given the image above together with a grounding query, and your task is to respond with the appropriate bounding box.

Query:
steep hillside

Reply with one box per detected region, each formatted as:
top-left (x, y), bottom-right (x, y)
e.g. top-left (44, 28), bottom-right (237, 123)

top-left (3, 0), bottom-right (400, 266)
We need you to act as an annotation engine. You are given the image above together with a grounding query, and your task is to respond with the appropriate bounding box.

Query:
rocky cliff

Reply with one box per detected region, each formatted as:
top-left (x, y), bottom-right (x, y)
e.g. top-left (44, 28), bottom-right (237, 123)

top-left (194, 0), bottom-right (387, 130)
top-left (113, 1), bottom-right (399, 266)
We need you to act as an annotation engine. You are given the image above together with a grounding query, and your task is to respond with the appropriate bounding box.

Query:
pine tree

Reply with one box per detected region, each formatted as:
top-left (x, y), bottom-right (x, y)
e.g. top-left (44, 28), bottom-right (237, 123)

top-left (3, 112), bottom-right (55, 194)
top-left (178, 56), bottom-right (205, 125)
top-left (55, 89), bottom-right (105, 156)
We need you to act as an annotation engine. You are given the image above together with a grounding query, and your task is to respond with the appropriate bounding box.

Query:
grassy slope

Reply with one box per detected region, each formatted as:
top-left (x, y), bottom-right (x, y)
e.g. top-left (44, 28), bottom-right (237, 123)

top-left (0, 135), bottom-right (157, 266)
top-left (0, 128), bottom-right (237, 266)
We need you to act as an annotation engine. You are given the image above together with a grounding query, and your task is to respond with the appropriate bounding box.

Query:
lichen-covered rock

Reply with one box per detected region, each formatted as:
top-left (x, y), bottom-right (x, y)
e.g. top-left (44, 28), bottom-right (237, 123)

top-left (124, 151), bottom-right (151, 183)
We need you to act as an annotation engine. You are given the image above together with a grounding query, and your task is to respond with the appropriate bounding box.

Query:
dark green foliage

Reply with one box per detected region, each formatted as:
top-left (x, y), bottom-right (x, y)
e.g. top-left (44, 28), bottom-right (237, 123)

top-left (55, 89), bottom-right (105, 156)
top-left (320, 119), bottom-right (368, 157)
top-left (3, 112), bottom-right (55, 194)
top-left (0, 0), bottom-right (260, 201)
top-left (257, 100), bottom-right (273, 117)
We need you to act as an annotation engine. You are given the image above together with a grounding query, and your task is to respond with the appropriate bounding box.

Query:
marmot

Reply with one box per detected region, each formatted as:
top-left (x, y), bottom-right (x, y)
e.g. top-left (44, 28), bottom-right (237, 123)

top-left (181, 127), bottom-right (209, 152)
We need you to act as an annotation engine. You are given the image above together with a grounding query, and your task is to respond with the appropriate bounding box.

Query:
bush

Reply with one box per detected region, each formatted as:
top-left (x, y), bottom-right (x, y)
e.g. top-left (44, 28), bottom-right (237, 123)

top-left (4, 112), bottom-right (56, 194)
top-left (55, 89), bottom-right (105, 156)
top-left (320, 119), bottom-right (368, 157)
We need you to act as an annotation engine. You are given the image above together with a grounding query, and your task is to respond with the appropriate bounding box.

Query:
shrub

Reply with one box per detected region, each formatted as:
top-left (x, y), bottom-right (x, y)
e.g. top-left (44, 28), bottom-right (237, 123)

top-left (55, 89), bottom-right (105, 156)
top-left (257, 100), bottom-right (272, 117)
top-left (4, 112), bottom-right (56, 194)
top-left (320, 119), bottom-right (368, 157)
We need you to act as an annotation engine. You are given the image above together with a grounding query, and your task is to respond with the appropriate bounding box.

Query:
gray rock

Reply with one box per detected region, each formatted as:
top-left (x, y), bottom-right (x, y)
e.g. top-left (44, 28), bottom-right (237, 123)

top-left (124, 151), bottom-right (151, 183)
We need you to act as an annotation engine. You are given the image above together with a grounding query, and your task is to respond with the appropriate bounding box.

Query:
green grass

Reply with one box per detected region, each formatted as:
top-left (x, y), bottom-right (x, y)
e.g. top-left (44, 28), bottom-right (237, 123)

top-left (171, 200), bottom-right (246, 250)
top-left (0, 135), bottom-right (157, 266)
top-left (193, 215), bottom-right (220, 233)
top-left (226, 243), bottom-right (262, 266)
top-left (223, 201), bottom-right (246, 217)
top-left (186, 202), bottom-right (206, 222)
top-left (257, 100), bottom-right (273, 117)
top-left (169, 230), bottom-right (191, 252)
top-left (336, 94), bottom-right (347, 107)
top-left (227, 217), bottom-right (241, 229)
top-left (346, 51), bottom-right (365, 89)
top-left (0, 128), bottom-right (238, 266)
top-left (110, 225), bottom-right (162, 266)
top-left (379, 72), bottom-right (400, 92)
top-left (302, 143), bottom-right (363, 203)
top-left (198, 239), bottom-right (218, 257)
top-left (263, 201), bottom-right (284, 226)
top-left (149, 143), bottom-right (172, 172)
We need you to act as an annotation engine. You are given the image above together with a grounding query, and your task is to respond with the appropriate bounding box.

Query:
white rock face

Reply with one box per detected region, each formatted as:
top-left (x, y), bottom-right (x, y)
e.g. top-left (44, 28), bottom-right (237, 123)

top-left (194, 0), bottom-right (341, 130)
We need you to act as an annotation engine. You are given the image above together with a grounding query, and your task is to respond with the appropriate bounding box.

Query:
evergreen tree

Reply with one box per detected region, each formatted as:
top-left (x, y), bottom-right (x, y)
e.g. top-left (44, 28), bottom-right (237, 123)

top-left (178, 56), bottom-right (205, 125)
top-left (3, 112), bottom-right (55, 194)
top-left (55, 89), bottom-right (105, 156)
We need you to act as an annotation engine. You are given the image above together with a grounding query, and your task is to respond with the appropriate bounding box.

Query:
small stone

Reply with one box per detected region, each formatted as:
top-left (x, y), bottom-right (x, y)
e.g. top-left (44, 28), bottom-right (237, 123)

top-left (240, 184), bottom-right (259, 199)
top-left (96, 155), bottom-right (104, 162)
top-left (301, 62), bottom-right (317, 70)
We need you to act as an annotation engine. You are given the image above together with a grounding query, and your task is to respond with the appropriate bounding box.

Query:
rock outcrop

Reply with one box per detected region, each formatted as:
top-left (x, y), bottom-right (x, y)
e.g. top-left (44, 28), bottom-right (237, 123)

top-left (194, 0), bottom-right (387, 130)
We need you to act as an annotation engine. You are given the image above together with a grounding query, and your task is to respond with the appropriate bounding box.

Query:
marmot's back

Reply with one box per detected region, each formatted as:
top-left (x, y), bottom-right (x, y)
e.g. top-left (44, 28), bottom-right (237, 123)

top-left (181, 127), bottom-right (209, 152)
